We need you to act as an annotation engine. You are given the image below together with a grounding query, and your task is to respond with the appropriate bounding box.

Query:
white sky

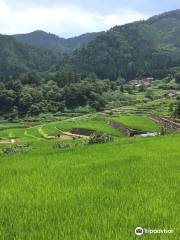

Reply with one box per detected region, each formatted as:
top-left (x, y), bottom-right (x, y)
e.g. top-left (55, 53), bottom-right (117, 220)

top-left (0, 0), bottom-right (179, 38)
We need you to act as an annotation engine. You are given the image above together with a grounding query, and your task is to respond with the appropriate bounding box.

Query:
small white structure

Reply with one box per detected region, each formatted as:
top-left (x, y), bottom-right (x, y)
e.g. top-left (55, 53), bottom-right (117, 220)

top-left (176, 91), bottom-right (180, 96)
top-left (11, 139), bottom-right (19, 144)
top-left (168, 93), bottom-right (176, 98)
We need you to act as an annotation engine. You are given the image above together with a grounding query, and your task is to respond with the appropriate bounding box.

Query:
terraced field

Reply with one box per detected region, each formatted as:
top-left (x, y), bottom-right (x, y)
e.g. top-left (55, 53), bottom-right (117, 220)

top-left (42, 119), bottom-right (122, 137)
top-left (0, 113), bottom-right (179, 239)
top-left (112, 115), bottom-right (159, 132)
top-left (0, 128), bottom-right (29, 141)
top-left (0, 129), bottom-right (179, 239)
top-left (111, 99), bottom-right (176, 116)
top-left (0, 111), bottom-right (172, 143)
top-left (0, 115), bottom-right (122, 143)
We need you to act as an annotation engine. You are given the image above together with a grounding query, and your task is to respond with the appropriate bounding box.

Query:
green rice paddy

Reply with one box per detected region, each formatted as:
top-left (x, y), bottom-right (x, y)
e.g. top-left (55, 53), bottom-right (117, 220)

top-left (112, 115), bottom-right (159, 132)
top-left (42, 119), bottom-right (122, 137)
top-left (0, 114), bottom-right (179, 239)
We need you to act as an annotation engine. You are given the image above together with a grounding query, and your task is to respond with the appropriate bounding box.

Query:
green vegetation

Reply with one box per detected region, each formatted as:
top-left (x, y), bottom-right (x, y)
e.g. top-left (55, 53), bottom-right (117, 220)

top-left (0, 102), bottom-right (179, 239)
top-left (0, 115), bottom-right (122, 142)
top-left (14, 30), bottom-right (102, 53)
top-left (72, 9), bottom-right (180, 80)
top-left (0, 133), bottom-right (179, 239)
top-left (0, 71), bottom-right (112, 118)
top-left (173, 100), bottom-right (180, 118)
top-left (1, 9), bottom-right (180, 81)
top-left (0, 34), bottom-right (62, 77)
top-left (0, 127), bottom-right (29, 141)
top-left (0, 8), bottom-right (180, 239)
top-left (42, 118), bottom-right (122, 137)
top-left (1, 9), bottom-right (180, 120)
top-left (0, 70), bottom-right (179, 120)
top-left (112, 115), bottom-right (159, 132)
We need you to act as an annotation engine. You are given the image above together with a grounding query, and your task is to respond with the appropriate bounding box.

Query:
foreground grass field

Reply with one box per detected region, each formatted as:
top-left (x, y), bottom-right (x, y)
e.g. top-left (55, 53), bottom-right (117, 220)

top-left (0, 133), bottom-right (179, 239)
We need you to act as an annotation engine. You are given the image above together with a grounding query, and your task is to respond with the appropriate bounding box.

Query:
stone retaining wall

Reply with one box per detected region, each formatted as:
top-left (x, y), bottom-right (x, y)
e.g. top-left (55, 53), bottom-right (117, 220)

top-left (69, 128), bottom-right (96, 136)
top-left (109, 121), bottom-right (145, 137)
top-left (150, 114), bottom-right (180, 131)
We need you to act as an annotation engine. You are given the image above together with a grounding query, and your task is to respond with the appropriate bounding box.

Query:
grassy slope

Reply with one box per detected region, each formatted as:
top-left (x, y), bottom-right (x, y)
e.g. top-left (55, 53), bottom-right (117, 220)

top-left (112, 115), bottom-right (159, 132)
top-left (42, 119), bottom-right (122, 137)
top-left (0, 134), bottom-right (179, 239)
top-left (0, 118), bottom-right (122, 143)
top-left (0, 128), bottom-right (29, 141)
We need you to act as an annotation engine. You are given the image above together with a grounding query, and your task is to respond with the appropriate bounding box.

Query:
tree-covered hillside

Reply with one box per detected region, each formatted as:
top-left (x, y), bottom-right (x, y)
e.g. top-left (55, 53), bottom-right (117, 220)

top-left (0, 35), bottom-right (62, 77)
top-left (2, 9), bottom-right (180, 80)
top-left (14, 30), bottom-right (102, 53)
top-left (0, 69), bottom-right (113, 119)
top-left (71, 9), bottom-right (180, 80)
top-left (0, 10), bottom-right (180, 85)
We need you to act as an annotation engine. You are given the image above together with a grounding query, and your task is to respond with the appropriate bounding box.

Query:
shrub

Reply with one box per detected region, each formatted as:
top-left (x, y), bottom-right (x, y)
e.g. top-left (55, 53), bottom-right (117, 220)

top-left (174, 101), bottom-right (180, 118)
top-left (158, 127), bottom-right (166, 136)
top-left (2, 144), bottom-right (32, 155)
top-left (0, 149), bottom-right (3, 156)
top-left (145, 90), bottom-right (153, 99)
top-left (53, 142), bottom-right (71, 149)
top-left (106, 111), bottom-right (113, 116)
top-left (88, 132), bottom-right (114, 144)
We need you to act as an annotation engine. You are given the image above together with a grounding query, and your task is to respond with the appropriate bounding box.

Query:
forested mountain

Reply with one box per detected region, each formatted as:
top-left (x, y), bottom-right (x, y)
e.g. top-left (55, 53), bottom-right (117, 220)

top-left (14, 30), bottom-right (102, 53)
top-left (71, 9), bottom-right (180, 80)
top-left (0, 34), bottom-right (62, 77)
top-left (1, 9), bottom-right (180, 118)
top-left (3, 9), bottom-right (180, 80)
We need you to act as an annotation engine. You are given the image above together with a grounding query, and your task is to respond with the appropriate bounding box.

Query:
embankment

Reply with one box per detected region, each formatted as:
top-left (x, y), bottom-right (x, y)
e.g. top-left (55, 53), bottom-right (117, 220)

top-left (150, 114), bottom-right (180, 131)
top-left (109, 121), bottom-right (145, 137)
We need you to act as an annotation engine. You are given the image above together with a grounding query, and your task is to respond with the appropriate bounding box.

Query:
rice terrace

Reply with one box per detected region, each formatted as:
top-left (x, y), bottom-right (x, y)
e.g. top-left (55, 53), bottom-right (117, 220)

top-left (0, 100), bottom-right (180, 239)
top-left (0, 2), bottom-right (180, 240)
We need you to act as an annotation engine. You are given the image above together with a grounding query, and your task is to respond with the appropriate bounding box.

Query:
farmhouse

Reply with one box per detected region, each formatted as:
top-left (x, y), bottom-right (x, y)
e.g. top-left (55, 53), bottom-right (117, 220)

top-left (137, 77), bottom-right (154, 87)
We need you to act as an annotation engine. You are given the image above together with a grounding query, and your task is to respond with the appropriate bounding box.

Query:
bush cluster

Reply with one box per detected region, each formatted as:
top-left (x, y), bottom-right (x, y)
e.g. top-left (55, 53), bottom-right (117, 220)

top-left (2, 144), bottom-right (32, 155)
top-left (88, 132), bottom-right (114, 144)
top-left (53, 142), bottom-right (71, 149)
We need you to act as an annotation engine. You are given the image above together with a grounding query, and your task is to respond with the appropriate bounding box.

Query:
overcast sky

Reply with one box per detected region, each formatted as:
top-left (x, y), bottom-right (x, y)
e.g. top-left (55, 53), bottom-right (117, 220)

top-left (0, 0), bottom-right (180, 38)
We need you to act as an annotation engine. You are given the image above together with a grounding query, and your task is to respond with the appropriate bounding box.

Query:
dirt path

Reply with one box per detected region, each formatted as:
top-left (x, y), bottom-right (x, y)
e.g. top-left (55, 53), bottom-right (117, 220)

top-left (0, 141), bottom-right (11, 144)
top-left (0, 139), bottom-right (19, 144)
top-left (21, 113), bottom-right (93, 141)
top-left (63, 131), bottom-right (89, 139)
